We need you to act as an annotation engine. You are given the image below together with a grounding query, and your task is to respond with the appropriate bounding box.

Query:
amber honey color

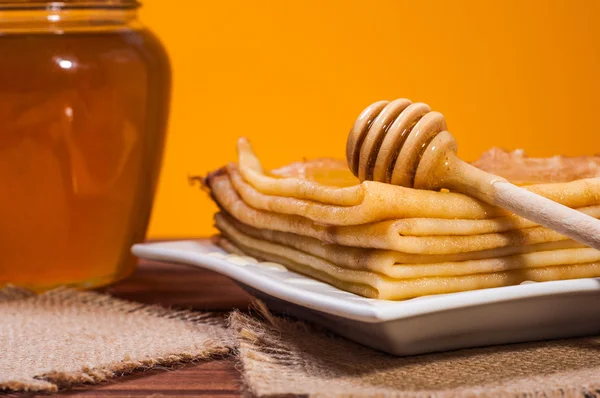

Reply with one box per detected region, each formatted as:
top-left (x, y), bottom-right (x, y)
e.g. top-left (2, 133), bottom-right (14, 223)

top-left (0, 29), bottom-right (170, 290)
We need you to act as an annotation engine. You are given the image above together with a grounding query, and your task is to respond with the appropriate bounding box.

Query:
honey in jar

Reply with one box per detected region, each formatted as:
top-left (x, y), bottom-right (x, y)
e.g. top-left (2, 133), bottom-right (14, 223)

top-left (0, 0), bottom-right (171, 290)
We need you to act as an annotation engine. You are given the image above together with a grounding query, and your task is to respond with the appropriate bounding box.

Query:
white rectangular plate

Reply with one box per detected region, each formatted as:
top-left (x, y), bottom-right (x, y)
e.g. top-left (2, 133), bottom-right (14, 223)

top-left (133, 239), bottom-right (600, 355)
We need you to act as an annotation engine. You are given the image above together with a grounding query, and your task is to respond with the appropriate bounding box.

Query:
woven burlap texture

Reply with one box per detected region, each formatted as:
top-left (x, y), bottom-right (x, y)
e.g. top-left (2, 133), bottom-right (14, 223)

top-left (4, 287), bottom-right (600, 397)
top-left (0, 287), bottom-right (233, 393)
top-left (230, 302), bottom-right (600, 398)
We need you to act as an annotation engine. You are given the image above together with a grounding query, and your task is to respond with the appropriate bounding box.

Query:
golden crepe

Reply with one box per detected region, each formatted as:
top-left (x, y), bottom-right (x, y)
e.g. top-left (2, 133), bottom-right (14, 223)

top-left (215, 221), bottom-right (600, 300)
top-left (208, 173), bottom-right (595, 254)
top-left (234, 138), bottom-right (600, 224)
top-left (216, 212), bottom-right (600, 279)
top-left (203, 138), bottom-right (600, 300)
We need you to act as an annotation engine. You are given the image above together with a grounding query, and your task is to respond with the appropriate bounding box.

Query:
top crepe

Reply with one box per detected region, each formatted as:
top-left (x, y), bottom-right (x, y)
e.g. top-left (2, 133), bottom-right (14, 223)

top-left (232, 138), bottom-right (600, 225)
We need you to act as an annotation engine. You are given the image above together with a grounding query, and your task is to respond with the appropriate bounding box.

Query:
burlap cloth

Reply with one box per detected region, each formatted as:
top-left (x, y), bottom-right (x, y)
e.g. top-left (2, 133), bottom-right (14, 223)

top-left (3, 288), bottom-right (600, 396)
top-left (0, 287), bottom-right (232, 392)
top-left (230, 302), bottom-right (600, 397)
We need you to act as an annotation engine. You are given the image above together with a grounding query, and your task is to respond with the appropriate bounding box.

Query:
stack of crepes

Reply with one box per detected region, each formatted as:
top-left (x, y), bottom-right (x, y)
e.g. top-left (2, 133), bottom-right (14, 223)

top-left (204, 138), bottom-right (600, 300)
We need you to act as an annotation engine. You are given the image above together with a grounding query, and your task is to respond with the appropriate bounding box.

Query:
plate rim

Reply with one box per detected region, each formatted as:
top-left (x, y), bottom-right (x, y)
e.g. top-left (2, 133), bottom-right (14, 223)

top-left (132, 239), bottom-right (600, 323)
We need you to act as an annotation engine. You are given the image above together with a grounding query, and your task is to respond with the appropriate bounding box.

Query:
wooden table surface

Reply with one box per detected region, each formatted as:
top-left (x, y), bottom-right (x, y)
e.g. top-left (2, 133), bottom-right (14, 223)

top-left (58, 258), bottom-right (253, 397)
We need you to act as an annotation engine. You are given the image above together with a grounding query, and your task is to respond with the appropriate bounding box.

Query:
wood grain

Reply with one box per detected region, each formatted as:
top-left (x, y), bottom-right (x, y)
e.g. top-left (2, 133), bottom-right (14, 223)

top-left (103, 257), bottom-right (253, 311)
top-left (57, 360), bottom-right (242, 397)
top-left (48, 257), bottom-right (253, 397)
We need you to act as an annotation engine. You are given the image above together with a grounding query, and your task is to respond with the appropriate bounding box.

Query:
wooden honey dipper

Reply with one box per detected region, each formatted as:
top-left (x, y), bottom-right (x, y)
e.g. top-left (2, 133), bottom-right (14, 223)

top-left (347, 98), bottom-right (600, 250)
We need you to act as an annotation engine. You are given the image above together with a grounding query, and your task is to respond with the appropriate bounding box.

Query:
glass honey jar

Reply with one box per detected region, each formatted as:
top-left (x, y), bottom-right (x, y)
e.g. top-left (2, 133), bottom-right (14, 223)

top-left (0, 0), bottom-right (170, 291)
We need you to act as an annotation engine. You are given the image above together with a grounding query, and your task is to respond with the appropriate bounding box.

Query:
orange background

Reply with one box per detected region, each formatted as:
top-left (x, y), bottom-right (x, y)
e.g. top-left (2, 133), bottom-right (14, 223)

top-left (140, 0), bottom-right (600, 238)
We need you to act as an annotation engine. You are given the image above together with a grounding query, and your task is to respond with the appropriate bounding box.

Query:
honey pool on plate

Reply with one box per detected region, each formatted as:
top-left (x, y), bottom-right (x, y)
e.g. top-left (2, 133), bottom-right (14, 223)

top-left (0, 29), bottom-right (170, 290)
